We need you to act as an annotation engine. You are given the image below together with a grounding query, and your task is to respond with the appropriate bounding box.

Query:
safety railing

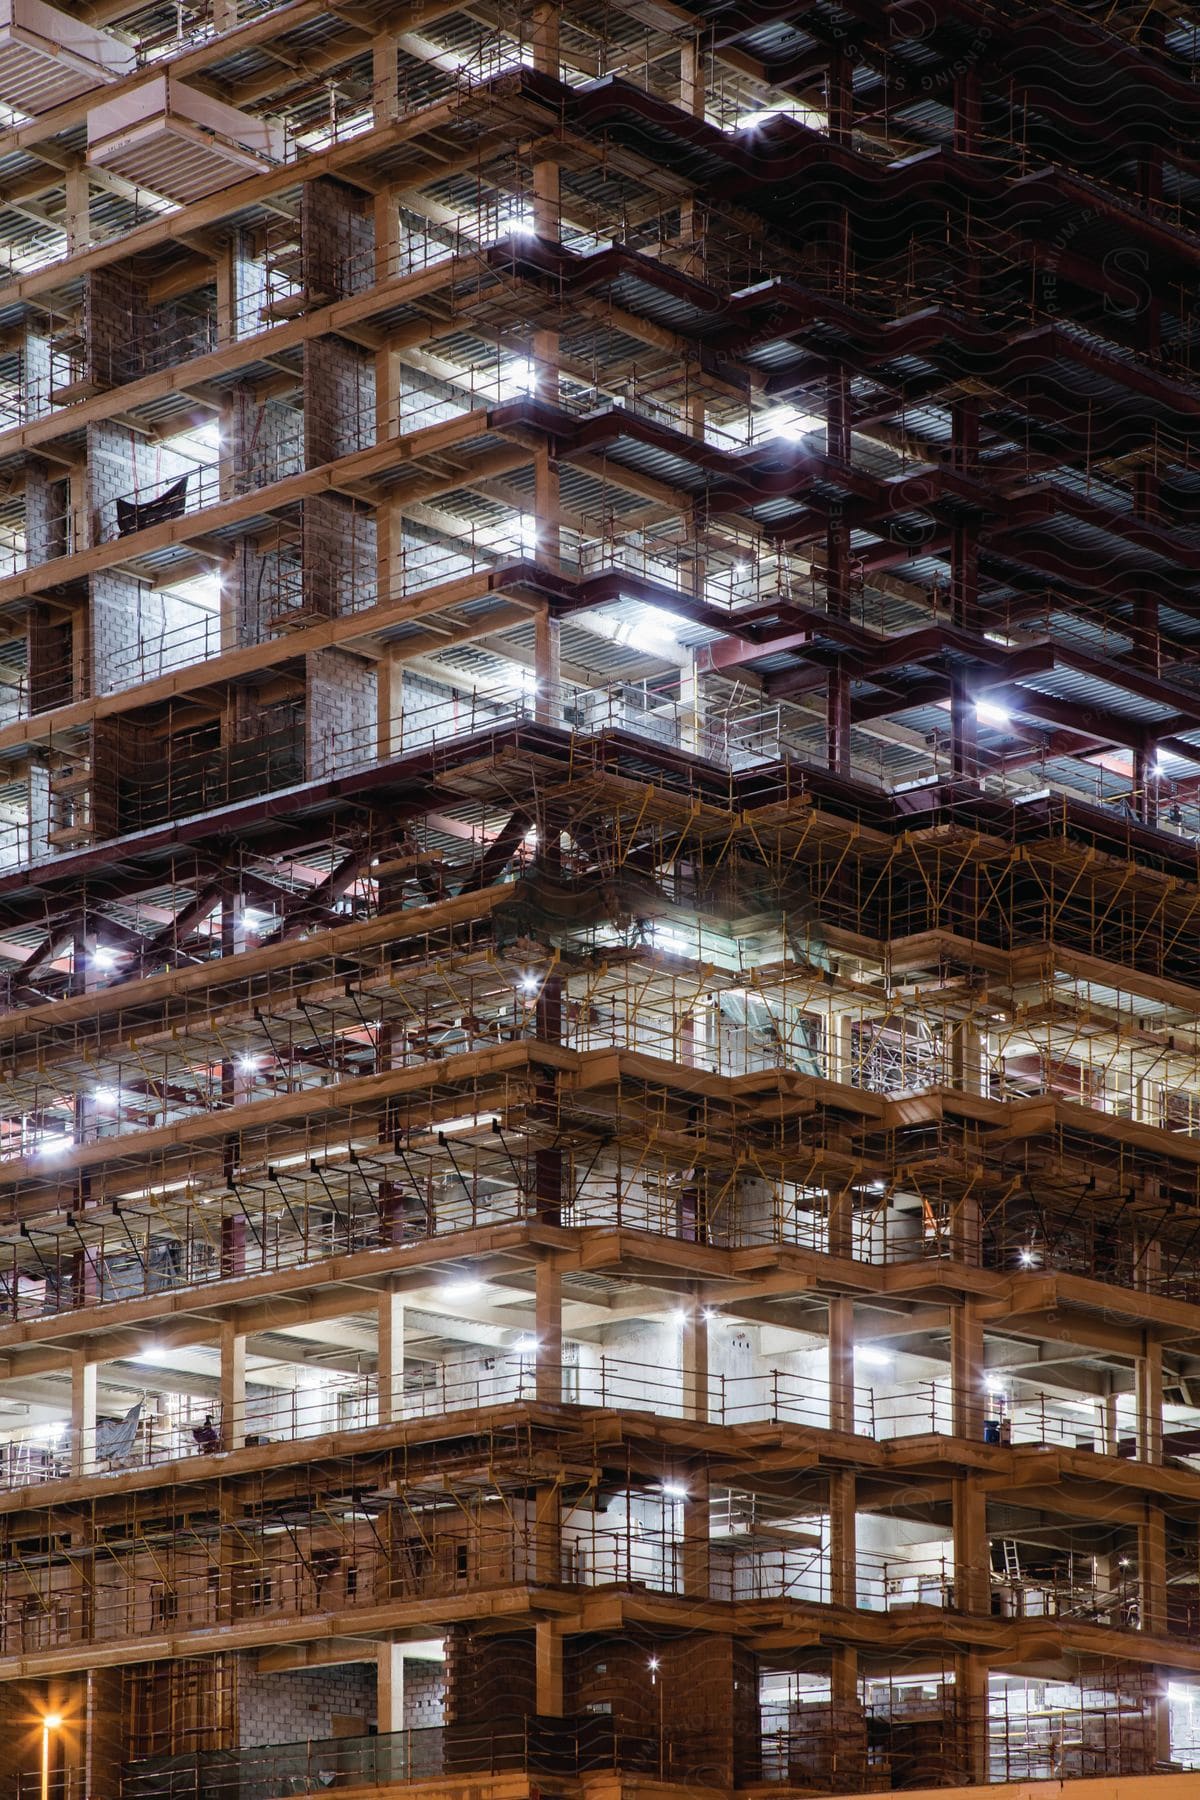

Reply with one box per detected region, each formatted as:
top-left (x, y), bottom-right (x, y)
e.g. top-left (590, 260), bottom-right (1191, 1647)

top-left (0, 1520), bottom-right (687, 1654)
top-left (98, 608), bottom-right (224, 696)
top-left (335, 680), bottom-right (794, 778)
top-left (857, 1548), bottom-right (954, 1612)
top-left (0, 1349), bottom-right (1157, 1500)
top-left (0, 1508), bottom-right (1175, 1666)
top-left (12, 1773), bottom-right (76, 1800)
top-left (119, 1714), bottom-right (737, 1800)
top-left (0, 1355), bottom-right (847, 1490)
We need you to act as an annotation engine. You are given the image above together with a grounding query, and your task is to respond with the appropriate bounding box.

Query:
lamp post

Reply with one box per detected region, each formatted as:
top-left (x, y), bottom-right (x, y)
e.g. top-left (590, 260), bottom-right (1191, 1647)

top-left (40, 1714), bottom-right (61, 1800)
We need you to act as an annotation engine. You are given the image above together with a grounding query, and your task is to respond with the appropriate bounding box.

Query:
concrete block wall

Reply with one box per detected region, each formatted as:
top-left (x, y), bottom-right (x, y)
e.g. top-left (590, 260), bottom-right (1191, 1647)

top-left (583, 1315), bottom-right (762, 1410)
top-left (91, 568), bottom-right (212, 697)
top-left (713, 1173), bottom-right (775, 1245)
top-left (442, 1625), bottom-right (756, 1786)
top-left (236, 1658), bottom-right (376, 1748)
top-left (397, 669), bottom-right (510, 751)
top-left (301, 178), bottom-right (375, 300)
top-left (302, 494), bottom-right (377, 619)
top-left (395, 203), bottom-right (452, 276)
top-left (445, 1626), bottom-right (535, 1767)
top-left (394, 522), bottom-right (480, 601)
top-left (228, 381), bottom-right (303, 496)
top-left (86, 420), bottom-right (197, 552)
top-left (432, 1343), bottom-right (507, 1410)
top-left (90, 567), bottom-right (143, 694)
top-left (23, 325), bottom-right (51, 419)
top-left (231, 228), bottom-right (267, 338)
top-left (395, 366), bottom-right (470, 437)
top-left (28, 598), bottom-right (81, 716)
top-left (304, 337), bottom-right (375, 465)
top-left (229, 687), bottom-right (306, 802)
top-left (22, 762), bottom-right (49, 866)
top-left (235, 527), bottom-right (293, 645)
top-left (124, 1655), bottom-right (238, 1760)
top-left (24, 458), bottom-right (66, 565)
top-left (85, 266), bottom-right (147, 392)
top-left (84, 1668), bottom-right (126, 1800)
top-left (84, 268), bottom-right (215, 391)
top-left (403, 1658), bottom-right (446, 1729)
top-left (563, 1486), bottom-right (679, 1592)
top-left (232, 496), bottom-right (375, 647)
top-left (306, 646), bottom-right (376, 777)
top-left (569, 1632), bottom-right (758, 1787)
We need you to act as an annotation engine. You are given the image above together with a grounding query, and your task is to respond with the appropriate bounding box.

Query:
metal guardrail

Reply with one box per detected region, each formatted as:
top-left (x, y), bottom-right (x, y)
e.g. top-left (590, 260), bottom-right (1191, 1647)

top-left (119, 1717), bottom-right (734, 1800)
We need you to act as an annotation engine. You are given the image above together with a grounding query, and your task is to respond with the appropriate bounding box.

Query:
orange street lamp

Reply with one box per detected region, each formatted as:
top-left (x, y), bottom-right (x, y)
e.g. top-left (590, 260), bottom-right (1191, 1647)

top-left (41, 1714), bottom-right (62, 1800)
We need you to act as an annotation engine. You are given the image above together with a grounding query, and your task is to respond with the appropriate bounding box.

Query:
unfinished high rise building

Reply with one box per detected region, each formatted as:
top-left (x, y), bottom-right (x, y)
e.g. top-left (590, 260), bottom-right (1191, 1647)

top-left (0, 0), bottom-right (1196, 1796)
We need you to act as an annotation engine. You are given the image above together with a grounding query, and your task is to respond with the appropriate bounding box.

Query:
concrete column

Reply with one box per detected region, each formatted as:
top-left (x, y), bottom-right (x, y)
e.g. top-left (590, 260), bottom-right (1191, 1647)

top-left (949, 1020), bottom-right (982, 1094)
top-left (534, 603), bottom-right (561, 725)
top-left (829, 1644), bottom-right (862, 1777)
top-left (956, 1651), bottom-right (989, 1784)
top-left (217, 1491), bottom-right (240, 1623)
top-left (534, 1481), bottom-right (561, 1585)
top-left (678, 650), bottom-right (699, 753)
top-left (374, 34), bottom-right (399, 126)
top-left (1134, 1220), bottom-right (1164, 1293)
top-left (377, 1285), bottom-right (405, 1424)
top-left (534, 1259), bottom-right (561, 1402)
top-left (68, 465), bottom-right (89, 554)
top-left (215, 244), bottom-right (237, 348)
top-left (536, 1618), bottom-right (564, 1716)
top-left (1139, 1504), bottom-right (1168, 1636)
top-left (220, 1213), bottom-right (246, 1279)
top-left (374, 184), bottom-right (402, 285)
top-left (826, 661), bottom-right (851, 778)
top-left (830, 1644), bottom-right (858, 1718)
top-left (828, 1297), bottom-right (854, 1435)
top-left (951, 1301), bottom-right (983, 1441)
top-left (952, 1478), bottom-right (989, 1615)
top-left (827, 1182), bottom-right (855, 1260)
top-left (681, 1302), bottom-right (709, 1422)
top-left (1136, 1335), bottom-right (1163, 1463)
top-left (1151, 1688), bottom-right (1172, 1767)
top-left (377, 1640), bottom-right (405, 1733)
top-left (71, 1245), bottom-right (100, 1310)
top-left (65, 168), bottom-right (91, 255)
top-left (530, 0), bottom-right (561, 436)
top-left (375, 335), bottom-right (401, 439)
top-left (950, 1190), bottom-right (982, 1265)
top-left (829, 1010), bottom-right (854, 1085)
top-left (71, 1353), bottom-right (96, 1477)
top-left (677, 40), bottom-right (705, 268)
top-left (1095, 1395), bottom-right (1117, 1455)
top-left (1106, 1390), bottom-right (1120, 1454)
top-left (1101, 1547), bottom-right (1130, 1620)
top-left (377, 645), bottom-right (403, 758)
top-left (682, 1477), bottom-right (710, 1597)
top-left (374, 335), bottom-right (404, 616)
top-left (949, 671), bottom-right (979, 780)
top-left (533, 441), bottom-right (561, 566)
top-left (219, 1322), bottom-right (246, 1451)
top-left (85, 1667), bottom-right (124, 1798)
top-left (217, 393), bottom-right (237, 510)
top-left (827, 1470), bottom-right (856, 1608)
top-left (530, 2), bottom-right (560, 234)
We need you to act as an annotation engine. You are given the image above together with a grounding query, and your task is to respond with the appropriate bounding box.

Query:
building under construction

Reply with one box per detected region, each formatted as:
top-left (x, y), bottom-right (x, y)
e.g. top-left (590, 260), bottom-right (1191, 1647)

top-left (0, 0), bottom-right (1196, 1795)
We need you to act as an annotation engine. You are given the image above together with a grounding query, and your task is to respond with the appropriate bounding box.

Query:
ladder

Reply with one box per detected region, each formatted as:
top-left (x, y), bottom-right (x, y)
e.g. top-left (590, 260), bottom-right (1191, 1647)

top-left (1001, 1539), bottom-right (1022, 1582)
